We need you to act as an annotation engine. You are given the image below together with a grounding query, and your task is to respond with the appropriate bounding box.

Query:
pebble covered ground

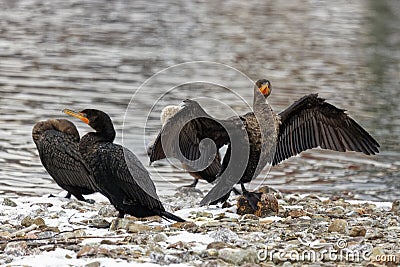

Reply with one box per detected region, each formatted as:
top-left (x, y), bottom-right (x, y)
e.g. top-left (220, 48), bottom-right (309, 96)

top-left (1, 188), bottom-right (399, 267)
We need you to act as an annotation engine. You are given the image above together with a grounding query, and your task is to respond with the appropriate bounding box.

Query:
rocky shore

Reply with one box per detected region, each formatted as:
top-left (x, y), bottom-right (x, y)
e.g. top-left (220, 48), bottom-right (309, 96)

top-left (1, 189), bottom-right (399, 267)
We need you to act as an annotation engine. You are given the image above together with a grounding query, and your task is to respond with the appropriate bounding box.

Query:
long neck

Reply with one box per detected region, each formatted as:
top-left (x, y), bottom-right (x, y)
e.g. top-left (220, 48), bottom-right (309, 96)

top-left (96, 125), bottom-right (116, 142)
top-left (253, 85), bottom-right (268, 113)
top-left (252, 85), bottom-right (279, 165)
top-left (79, 126), bottom-right (115, 156)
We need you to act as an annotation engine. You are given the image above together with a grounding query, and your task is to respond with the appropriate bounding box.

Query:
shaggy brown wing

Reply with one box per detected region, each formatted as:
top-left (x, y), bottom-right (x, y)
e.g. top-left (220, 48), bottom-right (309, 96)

top-left (39, 131), bottom-right (97, 192)
top-left (273, 94), bottom-right (380, 165)
top-left (150, 99), bottom-right (230, 167)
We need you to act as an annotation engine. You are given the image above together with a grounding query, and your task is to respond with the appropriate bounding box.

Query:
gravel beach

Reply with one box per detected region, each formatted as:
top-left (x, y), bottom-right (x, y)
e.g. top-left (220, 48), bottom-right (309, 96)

top-left (1, 189), bottom-right (399, 266)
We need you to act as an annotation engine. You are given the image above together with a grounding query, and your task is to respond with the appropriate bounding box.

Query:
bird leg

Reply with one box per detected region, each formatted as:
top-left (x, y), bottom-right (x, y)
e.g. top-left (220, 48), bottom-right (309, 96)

top-left (241, 183), bottom-right (262, 211)
top-left (181, 178), bottom-right (199, 188)
top-left (232, 187), bottom-right (241, 195)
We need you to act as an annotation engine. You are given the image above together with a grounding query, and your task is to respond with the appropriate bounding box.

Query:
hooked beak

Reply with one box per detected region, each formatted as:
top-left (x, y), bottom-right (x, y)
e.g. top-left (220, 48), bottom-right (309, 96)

top-left (259, 83), bottom-right (271, 96)
top-left (63, 109), bottom-right (89, 124)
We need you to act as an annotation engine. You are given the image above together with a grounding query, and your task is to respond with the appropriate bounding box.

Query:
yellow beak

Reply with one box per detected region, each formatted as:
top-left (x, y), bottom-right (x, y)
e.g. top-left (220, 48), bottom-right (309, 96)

top-left (259, 84), bottom-right (270, 96)
top-left (63, 109), bottom-right (89, 124)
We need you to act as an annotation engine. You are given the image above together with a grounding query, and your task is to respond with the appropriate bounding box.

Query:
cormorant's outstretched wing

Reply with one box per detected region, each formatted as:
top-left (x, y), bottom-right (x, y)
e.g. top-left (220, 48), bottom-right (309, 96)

top-left (150, 99), bottom-right (232, 174)
top-left (39, 131), bottom-right (97, 192)
top-left (273, 94), bottom-right (380, 165)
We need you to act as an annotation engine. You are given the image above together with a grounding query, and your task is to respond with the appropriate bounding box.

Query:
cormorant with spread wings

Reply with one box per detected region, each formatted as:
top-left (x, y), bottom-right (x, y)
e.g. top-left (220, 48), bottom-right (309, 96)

top-left (150, 80), bottom-right (380, 209)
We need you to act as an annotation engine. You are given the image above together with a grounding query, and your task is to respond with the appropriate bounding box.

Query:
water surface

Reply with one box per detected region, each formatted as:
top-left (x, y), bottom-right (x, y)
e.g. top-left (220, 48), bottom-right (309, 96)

top-left (0, 0), bottom-right (399, 201)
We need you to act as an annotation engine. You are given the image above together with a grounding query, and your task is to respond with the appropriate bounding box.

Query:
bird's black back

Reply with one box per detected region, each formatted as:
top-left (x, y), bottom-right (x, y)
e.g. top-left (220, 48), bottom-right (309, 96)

top-left (80, 139), bottom-right (166, 217)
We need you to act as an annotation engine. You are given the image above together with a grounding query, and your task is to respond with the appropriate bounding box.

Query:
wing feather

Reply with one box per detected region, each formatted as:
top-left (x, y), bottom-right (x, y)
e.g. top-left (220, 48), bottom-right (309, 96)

top-left (39, 131), bottom-right (97, 192)
top-left (273, 94), bottom-right (380, 165)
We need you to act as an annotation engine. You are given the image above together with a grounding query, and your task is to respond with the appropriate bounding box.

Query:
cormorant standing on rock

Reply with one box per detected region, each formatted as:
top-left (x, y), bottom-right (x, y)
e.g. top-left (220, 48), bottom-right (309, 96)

top-left (150, 79), bottom-right (380, 209)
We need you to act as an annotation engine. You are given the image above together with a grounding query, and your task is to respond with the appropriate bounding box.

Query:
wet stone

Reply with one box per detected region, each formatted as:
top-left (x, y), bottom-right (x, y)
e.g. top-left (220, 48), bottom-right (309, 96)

top-left (61, 200), bottom-right (84, 210)
top-left (237, 193), bottom-right (279, 217)
top-left (391, 200), bottom-right (400, 215)
top-left (167, 241), bottom-right (189, 250)
top-left (256, 186), bottom-right (283, 198)
top-left (198, 259), bottom-right (230, 267)
top-left (153, 233), bottom-right (167, 243)
top-left (214, 213), bottom-right (227, 220)
top-left (149, 252), bottom-right (181, 265)
top-left (110, 218), bottom-right (151, 233)
top-left (284, 194), bottom-right (301, 204)
top-left (32, 217), bottom-right (45, 227)
top-left (0, 231), bottom-right (11, 239)
top-left (328, 219), bottom-right (348, 234)
top-left (98, 205), bottom-right (118, 217)
top-left (60, 229), bottom-right (87, 241)
top-left (218, 248), bottom-right (259, 265)
top-left (195, 211), bottom-right (213, 218)
top-left (36, 231), bottom-right (58, 239)
top-left (30, 202), bottom-right (53, 208)
top-left (256, 192), bottom-right (279, 216)
top-left (207, 241), bottom-right (235, 250)
top-left (123, 234), bottom-right (150, 245)
top-left (86, 218), bottom-right (110, 228)
top-left (239, 214), bottom-right (259, 226)
top-left (77, 246), bottom-right (113, 258)
top-left (233, 239), bottom-right (249, 248)
top-left (128, 223), bottom-right (151, 233)
top-left (286, 209), bottom-right (308, 218)
top-left (210, 228), bottom-right (238, 243)
top-left (171, 221), bottom-right (197, 231)
top-left (20, 216), bottom-right (32, 227)
top-left (349, 226), bottom-right (367, 237)
top-left (3, 198), bottom-right (17, 207)
top-left (240, 214), bottom-right (259, 221)
top-left (220, 217), bottom-right (238, 223)
top-left (326, 206), bottom-right (346, 217)
top-left (84, 261), bottom-right (101, 267)
top-left (4, 241), bottom-right (28, 256)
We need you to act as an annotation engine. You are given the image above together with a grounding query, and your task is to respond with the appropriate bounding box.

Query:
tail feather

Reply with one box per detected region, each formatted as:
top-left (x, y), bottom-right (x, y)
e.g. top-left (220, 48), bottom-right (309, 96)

top-left (200, 182), bottom-right (234, 206)
top-left (209, 190), bottom-right (232, 205)
top-left (160, 211), bottom-right (186, 222)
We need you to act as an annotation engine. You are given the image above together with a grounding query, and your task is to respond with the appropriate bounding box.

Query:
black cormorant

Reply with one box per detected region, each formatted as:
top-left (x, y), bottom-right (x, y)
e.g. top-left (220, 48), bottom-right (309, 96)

top-left (32, 119), bottom-right (97, 202)
top-left (149, 80), bottom-right (380, 209)
top-left (63, 109), bottom-right (185, 222)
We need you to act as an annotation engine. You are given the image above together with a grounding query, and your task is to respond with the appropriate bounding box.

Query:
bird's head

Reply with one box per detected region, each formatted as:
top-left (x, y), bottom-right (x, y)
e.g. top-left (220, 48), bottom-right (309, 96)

top-left (63, 108), bottom-right (113, 133)
top-left (255, 79), bottom-right (272, 98)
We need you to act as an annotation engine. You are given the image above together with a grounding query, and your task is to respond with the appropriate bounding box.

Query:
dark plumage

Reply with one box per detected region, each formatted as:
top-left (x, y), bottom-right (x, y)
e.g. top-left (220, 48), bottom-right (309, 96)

top-left (273, 94), bottom-right (379, 164)
top-left (147, 105), bottom-right (222, 188)
top-left (32, 119), bottom-right (97, 201)
top-left (63, 108), bottom-right (185, 222)
top-left (150, 80), bottom-right (380, 209)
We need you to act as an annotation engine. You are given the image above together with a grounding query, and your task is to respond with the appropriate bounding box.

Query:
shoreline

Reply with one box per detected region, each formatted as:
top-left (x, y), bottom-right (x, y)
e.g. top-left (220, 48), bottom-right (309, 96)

top-left (1, 190), bottom-right (399, 266)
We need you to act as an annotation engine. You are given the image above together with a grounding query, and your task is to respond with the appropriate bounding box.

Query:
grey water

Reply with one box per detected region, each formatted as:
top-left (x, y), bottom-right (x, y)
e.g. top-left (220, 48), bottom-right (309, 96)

top-left (0, 0), bottom-right (399, 201)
